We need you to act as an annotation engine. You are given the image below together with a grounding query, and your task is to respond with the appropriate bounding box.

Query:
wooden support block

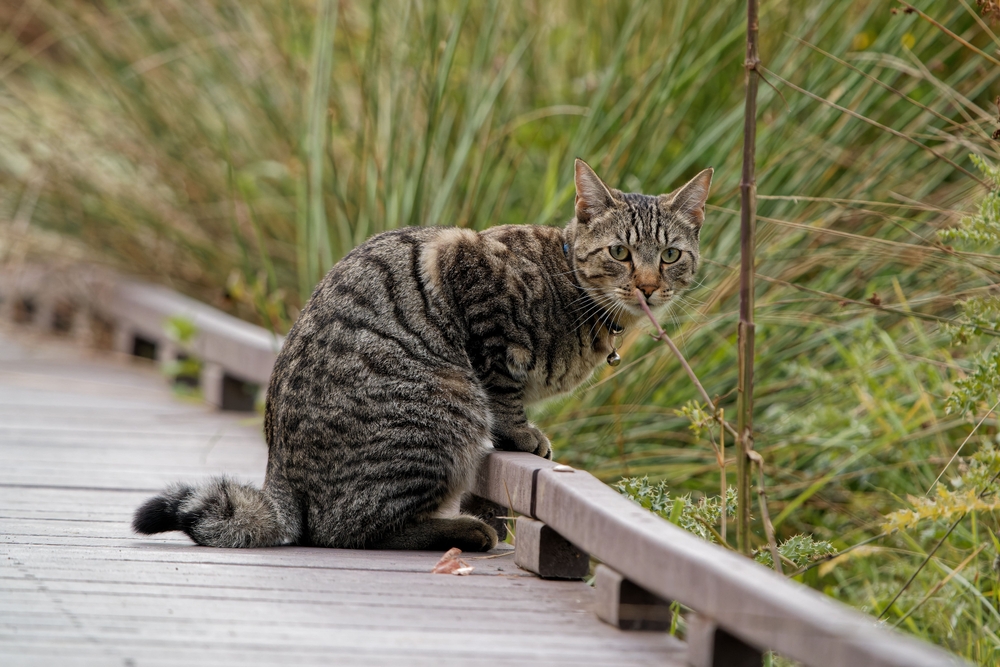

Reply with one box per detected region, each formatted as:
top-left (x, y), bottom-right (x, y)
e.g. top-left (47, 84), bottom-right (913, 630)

top-left (32, 297), bottom-right (55, 332)
top-left (12, 295), bottom-right (36, 324)
top-left (51, 299), bottom-right (76, 335)
top-left (219, 373), bottom-right (259, 412)
top-left (594, 564), bottom-right (673, 631)
top-left (199, 364), bottom-right (258, 412)
top-left (112, 324), bottom-right (136, 356)
top-left (71, 308), bottom-right (93, 344)
top-left (201, 362), bottom-right (225, 408)
top-left (156, 340), bottom-right (179, 366)
top-left (0, 292), bottom-right (21, 322)
top-left (514, 516), bottom-right (589, 579)
top-left (687, 612), bottom-right (762, 667)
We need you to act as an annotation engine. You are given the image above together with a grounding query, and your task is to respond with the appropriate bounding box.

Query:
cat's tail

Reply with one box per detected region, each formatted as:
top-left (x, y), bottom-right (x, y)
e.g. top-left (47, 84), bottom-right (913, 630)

top-left (132, 477), bottom-right (297, 548)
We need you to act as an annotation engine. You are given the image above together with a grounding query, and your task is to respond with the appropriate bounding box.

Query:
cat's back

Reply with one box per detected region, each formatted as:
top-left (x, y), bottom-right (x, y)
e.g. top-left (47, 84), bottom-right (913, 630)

top-left (295, 224), bottom-right (565, 334)
top-left (276, 226), bottom-right (456, 360)
top-left (268, 223), bottom-right (571, 393)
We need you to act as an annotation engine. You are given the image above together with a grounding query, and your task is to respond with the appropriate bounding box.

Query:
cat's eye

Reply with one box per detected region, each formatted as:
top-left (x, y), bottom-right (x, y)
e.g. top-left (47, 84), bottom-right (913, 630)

top-left (661, 247), bottom-right (682, 264)
top-left (609, 245), bottom-right (630, 261)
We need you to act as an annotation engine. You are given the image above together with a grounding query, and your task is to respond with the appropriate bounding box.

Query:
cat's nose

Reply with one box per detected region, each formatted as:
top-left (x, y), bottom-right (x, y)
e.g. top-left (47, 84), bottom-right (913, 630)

top-left (637, 284), bottom-right (658, 298)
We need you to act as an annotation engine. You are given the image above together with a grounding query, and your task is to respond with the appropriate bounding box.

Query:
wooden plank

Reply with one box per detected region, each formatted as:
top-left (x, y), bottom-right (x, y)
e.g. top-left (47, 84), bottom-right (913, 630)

top-left (472, 452), bottom-right (968, 667)
top-left (1, 638), bottom-right (679, 667)
top-left (0, 472), bottom-right (263, 490)
top-left (0, 623), bottom-right (678, 656)
top-left (0, 593), bottom-right (600, 625)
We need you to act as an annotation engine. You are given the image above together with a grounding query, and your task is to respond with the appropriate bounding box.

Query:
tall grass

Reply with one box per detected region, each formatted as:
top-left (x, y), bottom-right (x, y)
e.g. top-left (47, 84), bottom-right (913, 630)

top-left (2, 0), bottom-right (1000, 661)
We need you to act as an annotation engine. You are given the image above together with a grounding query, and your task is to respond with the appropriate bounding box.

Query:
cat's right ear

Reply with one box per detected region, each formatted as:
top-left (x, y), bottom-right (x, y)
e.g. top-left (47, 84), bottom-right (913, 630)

top-left (574, 159), bottom-right (616, 224)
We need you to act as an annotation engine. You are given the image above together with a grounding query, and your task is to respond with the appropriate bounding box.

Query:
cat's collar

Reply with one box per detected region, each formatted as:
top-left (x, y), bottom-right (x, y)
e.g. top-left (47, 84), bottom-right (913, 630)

top-left (606, 322), bottom-right (624, 366)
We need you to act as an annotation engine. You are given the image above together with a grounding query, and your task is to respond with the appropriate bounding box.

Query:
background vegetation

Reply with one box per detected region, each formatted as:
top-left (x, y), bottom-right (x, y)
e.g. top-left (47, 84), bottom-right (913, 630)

top-left (2, 0), bottom-right (1000, 662)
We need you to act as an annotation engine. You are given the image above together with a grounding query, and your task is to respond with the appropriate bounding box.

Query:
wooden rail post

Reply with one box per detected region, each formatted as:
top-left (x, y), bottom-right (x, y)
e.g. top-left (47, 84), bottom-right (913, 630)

top-left (687, 613), bottom-right (762, 667)
top-left (594, 564), bottom-right (673, 631)
top-left (514, 516), bottom-right (589, 579)
top-left (472, 451), bottom-right (968, 667)
top-left (70, 305), bottom-right (93, 344)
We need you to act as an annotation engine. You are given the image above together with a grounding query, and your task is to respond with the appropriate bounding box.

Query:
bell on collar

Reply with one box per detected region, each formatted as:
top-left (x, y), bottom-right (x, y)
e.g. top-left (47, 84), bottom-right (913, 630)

top-left (606, 350), bottom-right (621, 366)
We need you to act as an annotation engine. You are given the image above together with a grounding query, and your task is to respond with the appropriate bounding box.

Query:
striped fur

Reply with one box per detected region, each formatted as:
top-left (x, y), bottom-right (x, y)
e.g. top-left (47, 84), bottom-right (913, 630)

top-left (133, 160), bottom-right (712, 551)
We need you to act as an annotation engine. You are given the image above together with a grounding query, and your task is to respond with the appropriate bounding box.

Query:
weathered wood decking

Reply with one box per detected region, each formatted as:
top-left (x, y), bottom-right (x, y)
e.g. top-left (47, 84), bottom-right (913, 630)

top-left (0, 326), bottom-right (687, 666)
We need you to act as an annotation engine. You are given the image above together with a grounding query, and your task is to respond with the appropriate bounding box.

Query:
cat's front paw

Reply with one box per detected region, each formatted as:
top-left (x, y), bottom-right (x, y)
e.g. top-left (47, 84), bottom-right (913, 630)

top-left (494, 425), bottom-right (551, 459)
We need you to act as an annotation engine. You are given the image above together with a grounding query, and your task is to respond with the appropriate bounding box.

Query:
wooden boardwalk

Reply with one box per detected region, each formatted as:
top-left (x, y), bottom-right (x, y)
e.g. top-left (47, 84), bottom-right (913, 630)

top-left (0, 326), bottom-right (687, 666)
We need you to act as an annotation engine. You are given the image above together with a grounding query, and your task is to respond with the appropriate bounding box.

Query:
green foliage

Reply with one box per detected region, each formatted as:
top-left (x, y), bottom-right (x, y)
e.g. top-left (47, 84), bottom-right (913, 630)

top-left (616, 475), bottom-right (837, 569)
top-left (753, 534), bottom-right (837, 570)
top-left (945, 347), bottom-right (1000, 418)
top-left (946, 296), bottom-right (1000, 347)
top-left (615, 476), bottom-right (735, 544)
top-left (939, 155), bottom-right (1000, 247)
top-left (676, 400), bottom-right (717, 440)
top-left (161, 316), bottom-right (201, 390)
top-left (940, 156), bottom-right (1000, 418)
top-left (164, 316), bottom-right (198, 345)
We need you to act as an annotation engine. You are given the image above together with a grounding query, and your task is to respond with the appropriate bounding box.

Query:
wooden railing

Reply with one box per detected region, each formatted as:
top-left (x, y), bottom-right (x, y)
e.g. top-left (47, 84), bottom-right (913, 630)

top-left (0, 264), bottom-right (969, 667)
top-left (0, 264), bottom-right (282, 410)
top-left (472, 452), bottom-right (965, 667)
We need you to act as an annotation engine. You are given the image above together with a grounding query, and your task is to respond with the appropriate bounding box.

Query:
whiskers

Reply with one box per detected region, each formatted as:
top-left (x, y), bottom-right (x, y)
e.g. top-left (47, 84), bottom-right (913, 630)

top-left (586, 299), bottom-right (619, 345)
top-left (566, 291), bottom-right (612, 332)
top-left (672, 293), bottom-right (707, 324)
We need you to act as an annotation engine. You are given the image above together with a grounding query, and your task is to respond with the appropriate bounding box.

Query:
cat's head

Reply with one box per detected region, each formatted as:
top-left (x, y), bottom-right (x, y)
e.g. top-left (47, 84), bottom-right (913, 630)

top-left (566, 158), bottom-right (712, 321)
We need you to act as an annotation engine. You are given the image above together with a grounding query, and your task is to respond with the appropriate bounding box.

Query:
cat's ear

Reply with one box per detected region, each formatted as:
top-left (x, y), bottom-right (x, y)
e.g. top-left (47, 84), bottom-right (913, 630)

top-left (574, 159), bottom-right (616, 223)
top-left (662, 168), bottom-right (713, 228)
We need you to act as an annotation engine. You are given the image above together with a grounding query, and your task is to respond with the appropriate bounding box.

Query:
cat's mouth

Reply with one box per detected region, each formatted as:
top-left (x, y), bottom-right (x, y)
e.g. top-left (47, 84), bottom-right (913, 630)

top-left (607, 288), bottom-right (674, 319)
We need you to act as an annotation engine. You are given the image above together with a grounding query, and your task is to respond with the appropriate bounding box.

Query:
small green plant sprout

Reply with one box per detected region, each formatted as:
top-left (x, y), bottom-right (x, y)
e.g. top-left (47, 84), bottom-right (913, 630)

top-left (164, 315), bottom-right (198, 345)
top-left (752, 534), bottom-right (837, 570)
top-left (615, 476), bottom-right (736, 545)
top-left (677, 400), bottom-right (716, 440)
top-left (162, 315), bottom-right (202, 392)
top-left (939, 155), bottom-right (1000, 417)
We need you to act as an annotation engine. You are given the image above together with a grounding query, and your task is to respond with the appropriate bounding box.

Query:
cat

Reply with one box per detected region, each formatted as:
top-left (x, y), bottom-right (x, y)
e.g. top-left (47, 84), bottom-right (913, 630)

top-left (132, 159), bottom-right (712, 552)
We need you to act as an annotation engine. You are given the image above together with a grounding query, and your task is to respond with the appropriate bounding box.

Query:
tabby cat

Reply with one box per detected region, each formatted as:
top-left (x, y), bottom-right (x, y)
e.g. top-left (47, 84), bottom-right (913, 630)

top-left (133, 159), bottom-right (712, 552)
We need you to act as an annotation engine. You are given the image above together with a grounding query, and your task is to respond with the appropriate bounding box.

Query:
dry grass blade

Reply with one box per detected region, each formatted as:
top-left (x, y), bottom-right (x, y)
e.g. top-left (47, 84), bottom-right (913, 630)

top-left (703, 258), bottom-right (1000, 338)
top-left (927, 397), bottom-right (1000, 494)
top-left (788, 34), bottom-right (974, 137)
top-left (890, 543), bottom-right (987, 629)
top-left (897, 1), bottom-right (1000, 68)
top-left (760, 66), bottom-right (988, 187)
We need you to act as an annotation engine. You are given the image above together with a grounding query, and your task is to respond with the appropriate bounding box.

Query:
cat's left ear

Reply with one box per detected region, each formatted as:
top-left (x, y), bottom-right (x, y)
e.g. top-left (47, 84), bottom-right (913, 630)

top-left (661, 168), bottom-right (714, 228)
